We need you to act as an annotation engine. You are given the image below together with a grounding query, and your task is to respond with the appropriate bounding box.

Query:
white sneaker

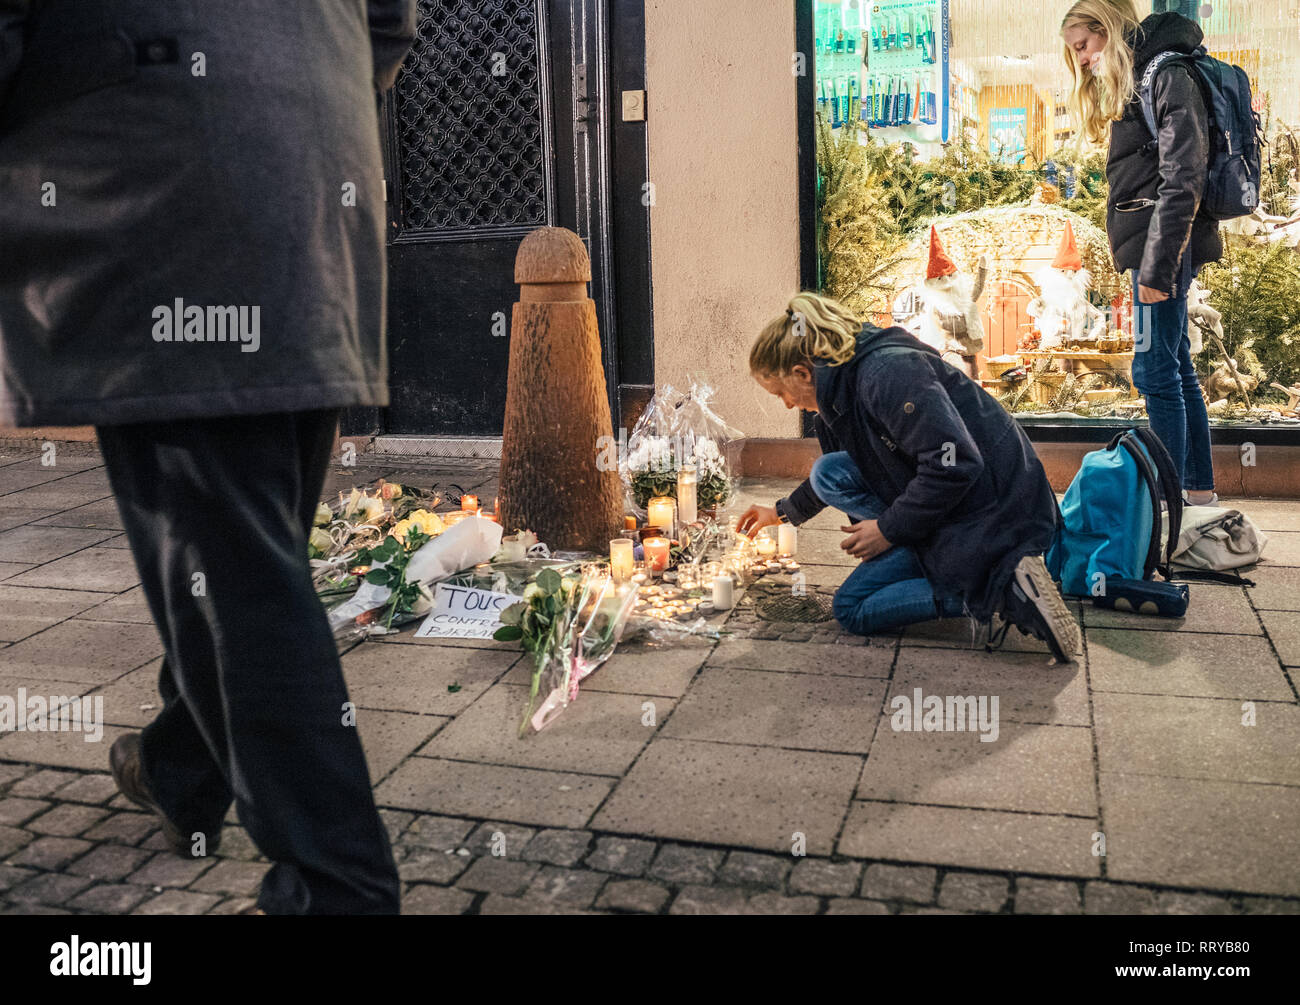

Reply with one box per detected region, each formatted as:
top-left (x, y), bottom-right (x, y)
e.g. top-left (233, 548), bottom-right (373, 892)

top-left (1182, 491), bottom-right (1219, 507)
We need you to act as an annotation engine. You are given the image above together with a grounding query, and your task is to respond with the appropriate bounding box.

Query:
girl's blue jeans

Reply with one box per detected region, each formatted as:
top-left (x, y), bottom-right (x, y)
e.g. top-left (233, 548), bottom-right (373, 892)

top-left (1130, 259), bottom-right (1215, 492)
top-left (809, 452), bottom-right (967, 636)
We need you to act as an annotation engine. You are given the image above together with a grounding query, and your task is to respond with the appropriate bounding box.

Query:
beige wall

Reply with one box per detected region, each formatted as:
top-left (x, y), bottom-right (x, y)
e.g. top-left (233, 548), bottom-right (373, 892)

top-left (644, 1), bottom-right (802, 439)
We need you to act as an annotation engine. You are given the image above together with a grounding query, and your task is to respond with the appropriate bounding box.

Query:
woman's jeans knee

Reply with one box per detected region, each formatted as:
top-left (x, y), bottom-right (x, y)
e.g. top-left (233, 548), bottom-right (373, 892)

top-left (809, 453), bottom-right (965, 635)
top-left (1130, 261), bottom-right (1215, 492)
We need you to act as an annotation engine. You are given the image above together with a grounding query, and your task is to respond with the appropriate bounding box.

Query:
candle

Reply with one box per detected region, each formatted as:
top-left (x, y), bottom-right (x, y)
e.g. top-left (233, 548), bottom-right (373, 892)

top-left (713, 575), bottom-right (734, 610)
top-left (442, 510), bottom-right (470, 527)
top-left (778, 524), bottom-right (797, 557)
top-left (610, 539), bottom-right (634, 583)
top-left (756, 536), bottom-right (777, 559)
top-left (461, 494), bottom-right (479, 513)
top-left (643, 536), bottom-right (670, 573)
top-left (676, 464), bottom-right (698, 525)
top-left (624, 515), bottom-right (638, 531)
top-left (647, 495), bottom-right (676, 537)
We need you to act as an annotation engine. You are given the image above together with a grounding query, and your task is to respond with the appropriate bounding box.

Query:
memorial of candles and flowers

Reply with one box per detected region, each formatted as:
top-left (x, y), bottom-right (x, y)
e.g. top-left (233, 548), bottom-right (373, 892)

top-left (310, 383), bottom-right (779, 736)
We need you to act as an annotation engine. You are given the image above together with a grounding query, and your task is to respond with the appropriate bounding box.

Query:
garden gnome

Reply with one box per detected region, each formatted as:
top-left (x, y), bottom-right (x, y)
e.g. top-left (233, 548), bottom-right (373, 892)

top-left (1027, 220), bottom-right (1106, 349)
top-left (915, 225), bottom-right (987, 379)
top-left (497, 227), bottom-right (624, 550)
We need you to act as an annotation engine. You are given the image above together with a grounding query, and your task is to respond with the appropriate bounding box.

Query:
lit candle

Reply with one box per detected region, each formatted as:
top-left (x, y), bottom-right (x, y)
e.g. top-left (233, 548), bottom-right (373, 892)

top-left (442, 510), bottom-right (470, 527)
top-left (756, 536), bottom-right (777, 559)
top-left (778, 524), bottom-right (797, 557)
top-left (461, 494), bottom-right (479, 513)
top-left (610, 538), bottom-right (634, 582)
top-left (647, 495), bottom-right (676, 537)
top-left (643, 536), bottom-right (671, 573)
top-left (624, 515), bottom-right (638, 531)
top-left (713, 575), bottom-right (734, 610)
top-left (676, 464), bottom-right (698, 526)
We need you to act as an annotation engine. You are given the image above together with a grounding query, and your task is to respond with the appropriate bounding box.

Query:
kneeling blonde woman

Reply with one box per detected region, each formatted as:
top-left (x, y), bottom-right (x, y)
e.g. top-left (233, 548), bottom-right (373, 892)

top-left (738, 293), bottom-right (1081, 662)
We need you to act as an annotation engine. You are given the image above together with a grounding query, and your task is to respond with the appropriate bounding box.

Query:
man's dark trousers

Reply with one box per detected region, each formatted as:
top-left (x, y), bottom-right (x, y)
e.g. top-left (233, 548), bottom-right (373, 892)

top-left (95, 409), bottom-right (400, 914)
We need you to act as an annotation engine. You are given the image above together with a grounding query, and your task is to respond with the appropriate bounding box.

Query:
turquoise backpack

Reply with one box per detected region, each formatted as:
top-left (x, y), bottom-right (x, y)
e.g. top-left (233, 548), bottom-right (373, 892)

top-left (1046, 427), bottom-right (1191, 617)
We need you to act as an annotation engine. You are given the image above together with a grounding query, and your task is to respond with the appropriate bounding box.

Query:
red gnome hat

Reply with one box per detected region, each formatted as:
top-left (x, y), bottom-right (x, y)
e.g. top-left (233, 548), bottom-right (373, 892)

top-left (926, 225), bottom-right (958, 280)
top-left (1052, 220), bottom-right (1083, 271)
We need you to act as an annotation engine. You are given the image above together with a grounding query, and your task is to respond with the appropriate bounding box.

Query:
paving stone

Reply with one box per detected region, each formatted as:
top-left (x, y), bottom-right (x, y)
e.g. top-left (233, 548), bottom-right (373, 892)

top-left (504, 646), bottom-right (707, 699)
top-left (358, 709), bottom-right (446, 785)
top-left (1260, 609), bottom-right (1300, 666)
top-left (521, 829), bottom-right (593, 867)
top-left (464, 821), bottom-right (536, 859)
top-left (1245, 565), bottom-right (1300, 611)
top-left (402, 884), bottom-right (475, 916)
top-left (661, 667), bottom-right (884, 754)
top-left (1087, 630), bottom-right (1292, 701)
top-left (596, 879), bottom-right (671, 913)
top-left (901, 906), bottom-right (965, 914)
top-left (126, 853), bottom-right (214, 889)
top-left (26, 802), bottom-right (109, 837)
top-left (206, 897), bottom-right (259, 916)
top-left (341, 643), bottom-right (519, 715)
top-left (669, 885), bottom-right (750, 915)
top-left (477, 894), bottom-right (595, 915)
top-left (1084, 881), bottom-right (1160, 914)
top-left (840, 802), bottom-right (1101, 878)
top-left (0, 721), bottom-right (132, 771)
top-left (889, 650), bottom-right (1088, 726)
top-left (49, 772), bottom-right (120, 805)
top-left (717, 851), bottom-right (792, 888)
top-left (214, 826), bottom-right (261, 861)
top-left (0, 797), bottom-right (49, 827)
top-left (7, 871), bottom-right (93, 906)
top-left (648, 844), bottom-right (725, 886)
top-left (132, 889), bottom-right (221, 915)
top-left (1013, 878), bottom-right (1083, 915)
top-left (584, 836), bottom-right (657, 876)
top-left (66, 883), bottom-right (153, 914)
top-left (5, 547), bottom-right (140, 593)
top-left (0, 864), bottom-right (37, 892)
top-left (789, 858), bottom-right (863, 897)
top-left (0, 525), bottom-right (115, 564)
top-left (526, 865), bottom-right (608, 907)
top-left (826, 898), bottom-right (891, 915)
top-left (0, 763), bottom-right (29, 789)
top-left (0, 903), bottom-right (71, 915)
top-left (400, 814), bottom-right (476, 852)
top-left (1084, 584), bottom-right (1261, 635)
top-left (706, 640), bottom-right (894, 678)
top-left (8, 835), bottom-right (90, 870)
top-left (396, 847), bottom-right (470, 885)
top-left (747, 891), bottom-right (822, 914)
top-left (938, 872), bottom-right (1010, 913)
top-left (82, 811), bottom-right (157, 846)
top-left (454, 857), bottom-right (540, 895)
top-left (0, 825), bottom-right (34, 859)
top-left (378, 809), bottom-right (415, 844)
top-left (188, 859), bottom-right (270, 897)
top-left (9, 768), bottom-right (79, 798)
top-left (859, 863), bottom-right (938, 904)
top-left (65, 844), bottom-right (152, 881)
top-left (1155, 891), bottom-right (1234, 915)
top-left (1241, 896), bottom-right (1300, 915)
top-left (594, 739), bottom-right (859, 856)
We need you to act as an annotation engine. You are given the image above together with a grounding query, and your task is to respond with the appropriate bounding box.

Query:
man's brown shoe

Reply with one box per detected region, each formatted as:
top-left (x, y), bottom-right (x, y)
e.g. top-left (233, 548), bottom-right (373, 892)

top-left (110, 733), bottom-right (219, 858)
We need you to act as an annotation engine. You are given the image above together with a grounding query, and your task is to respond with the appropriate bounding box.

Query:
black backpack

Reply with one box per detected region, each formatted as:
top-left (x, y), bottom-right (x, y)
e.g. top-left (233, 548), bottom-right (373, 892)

top-left (1138, 46), bottom-right (1263, 221)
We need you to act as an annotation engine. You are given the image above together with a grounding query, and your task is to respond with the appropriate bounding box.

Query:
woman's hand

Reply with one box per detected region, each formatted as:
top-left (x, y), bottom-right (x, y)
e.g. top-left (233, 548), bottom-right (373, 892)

top-left (841, 519), bottom-right (892, 560)
top-left (1138, 284), bottom-right (1170, 304)
top-left (737, 504), bottom-right (780, 538)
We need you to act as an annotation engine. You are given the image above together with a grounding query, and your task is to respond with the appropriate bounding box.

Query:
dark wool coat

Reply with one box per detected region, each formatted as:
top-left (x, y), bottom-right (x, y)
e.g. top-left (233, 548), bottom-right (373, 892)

top-left (0, 0), bottom-right (416, 426)
top-left (777, 327), bottom-right (1061, 622)
top-left (1105, 11), bottom-right (1223, 294)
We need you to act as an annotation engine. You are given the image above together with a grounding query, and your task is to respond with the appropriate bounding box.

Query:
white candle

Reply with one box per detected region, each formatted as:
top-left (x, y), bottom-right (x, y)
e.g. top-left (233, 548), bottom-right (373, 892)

top-left (643, 536), bottom-right (671, 573)
top-left (647, 496), bottom-right (676, 536)
top-left (756, 536), bottom-right (777, 559)
top-left (712, 574), bottom-right (734, 610)
top-left (610, 538), bottom-right (634, 582)
top-left (676, 464), bottom-right (698, 525)
top-left (778, 524), bottom-right (797, 557)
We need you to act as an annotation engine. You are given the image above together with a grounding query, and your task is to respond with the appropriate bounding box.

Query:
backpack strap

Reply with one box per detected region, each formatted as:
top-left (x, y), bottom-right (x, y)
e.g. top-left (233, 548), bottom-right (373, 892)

top-left (1110, 429), bottom-right (1163, 581)
top-left (1132, 425), bottom-right (1184, 578)
top-left (1137, 48), bottom-right (1202, 153)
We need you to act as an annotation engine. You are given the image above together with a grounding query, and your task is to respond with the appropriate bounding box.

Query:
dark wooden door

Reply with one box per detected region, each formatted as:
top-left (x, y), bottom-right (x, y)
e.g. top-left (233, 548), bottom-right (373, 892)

top-left (375, 0), bottom-right (616, 436)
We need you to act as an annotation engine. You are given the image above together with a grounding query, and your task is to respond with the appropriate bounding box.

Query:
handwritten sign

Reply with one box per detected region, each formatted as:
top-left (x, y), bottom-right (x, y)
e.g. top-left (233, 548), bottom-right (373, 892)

top-left (414, 584), bottom-right (523, 639)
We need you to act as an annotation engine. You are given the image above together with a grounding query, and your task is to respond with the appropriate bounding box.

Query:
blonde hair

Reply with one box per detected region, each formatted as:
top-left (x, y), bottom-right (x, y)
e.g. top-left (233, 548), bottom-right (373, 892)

top-left (749, 292), bottom-right (862, 377)
top-left (1060, 0), bottom-right (1141, 148)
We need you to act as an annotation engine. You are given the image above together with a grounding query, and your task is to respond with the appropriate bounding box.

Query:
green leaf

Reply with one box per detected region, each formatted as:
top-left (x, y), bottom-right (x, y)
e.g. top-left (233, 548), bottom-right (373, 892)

top-left (493, 625), bottom-right (523, 642)
top-left (498, 602), bottom-right (524, 627)
top-left (365, 569), bottom-right (391, 586)
top-left (447, 682), bottom-right (463, 693)
top-left (537, 568), bottom-right (562, 594)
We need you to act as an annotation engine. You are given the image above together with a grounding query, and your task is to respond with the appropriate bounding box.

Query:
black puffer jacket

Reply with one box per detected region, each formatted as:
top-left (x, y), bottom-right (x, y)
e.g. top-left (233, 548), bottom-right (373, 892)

top-left (775, 326), bottom-right (1061, 622)
top-left (1106, 12), bottom-right (1223, 294)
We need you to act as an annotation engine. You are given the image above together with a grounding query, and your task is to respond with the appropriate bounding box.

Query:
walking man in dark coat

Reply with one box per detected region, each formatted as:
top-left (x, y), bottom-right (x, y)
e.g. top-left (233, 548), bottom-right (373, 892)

top-left (0, 0), bottom-right (417, 913)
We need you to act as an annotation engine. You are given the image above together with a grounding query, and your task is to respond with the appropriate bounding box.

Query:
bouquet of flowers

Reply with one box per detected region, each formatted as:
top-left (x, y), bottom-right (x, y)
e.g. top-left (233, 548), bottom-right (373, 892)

top-left (494, 565), bottom-right (639, 735)
top-left (620, 379), bottom-right (743, 514)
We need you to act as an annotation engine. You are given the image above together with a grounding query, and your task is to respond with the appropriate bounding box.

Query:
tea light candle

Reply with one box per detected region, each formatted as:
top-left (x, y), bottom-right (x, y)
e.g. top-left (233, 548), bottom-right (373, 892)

top-left (610, 538), bottom-right (634, 583)
top-left (765, 560), bottom-right (782, 573)
top-left (624, 515), bottom-right (638, 531)
top-left (778, 523), bottom-right (797, 557)
top-left (643, 536), bottom-right (670, 573)
top-left (647, 496), bottom-right (676, 537)
top-left (631, 571), bottom-right (648, 585)
top-left (676, 464), bottom-right (697, 525)
top-left (756, 533), bottom-right (778, 558)
top-left (461, 494), bottom-right (479, 513)
top-left (713, 575), bottom-right (734, 610)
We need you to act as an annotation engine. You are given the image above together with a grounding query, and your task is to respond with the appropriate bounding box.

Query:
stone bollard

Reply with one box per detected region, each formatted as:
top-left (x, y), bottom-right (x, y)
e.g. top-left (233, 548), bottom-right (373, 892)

top-left (497, 227), bottom-right (623, 551)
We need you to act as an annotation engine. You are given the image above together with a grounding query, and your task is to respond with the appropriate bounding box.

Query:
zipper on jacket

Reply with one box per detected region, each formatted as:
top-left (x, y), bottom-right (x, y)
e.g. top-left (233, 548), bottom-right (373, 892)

top-left (1115, 197), bottom-right (1157, 212)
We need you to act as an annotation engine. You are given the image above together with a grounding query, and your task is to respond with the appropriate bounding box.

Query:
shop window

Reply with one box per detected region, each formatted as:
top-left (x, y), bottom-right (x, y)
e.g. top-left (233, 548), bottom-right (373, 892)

top-left (811, 0), bottom-right (1300, 430)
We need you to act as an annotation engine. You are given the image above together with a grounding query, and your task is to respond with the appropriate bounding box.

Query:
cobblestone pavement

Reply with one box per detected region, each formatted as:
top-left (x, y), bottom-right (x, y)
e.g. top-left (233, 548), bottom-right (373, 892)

top-left (1, 445), bottom-right (1298, 915)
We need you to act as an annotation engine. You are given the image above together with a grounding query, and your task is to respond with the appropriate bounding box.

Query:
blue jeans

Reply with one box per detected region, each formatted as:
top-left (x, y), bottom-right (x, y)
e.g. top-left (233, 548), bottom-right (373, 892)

top-left (810, 452), bottom-right (967, 635)
top-left (1131, 259), bottom-right (1215, 492)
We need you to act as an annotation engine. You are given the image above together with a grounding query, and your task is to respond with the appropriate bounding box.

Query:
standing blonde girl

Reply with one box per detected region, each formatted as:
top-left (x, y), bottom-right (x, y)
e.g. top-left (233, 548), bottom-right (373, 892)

top-left (1061, 0), bottom-right (1220, 505)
